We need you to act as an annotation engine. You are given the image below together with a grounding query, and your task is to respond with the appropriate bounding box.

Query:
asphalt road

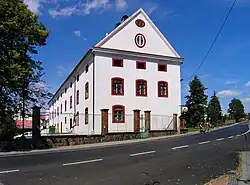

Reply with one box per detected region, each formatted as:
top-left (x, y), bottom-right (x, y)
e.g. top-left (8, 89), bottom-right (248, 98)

top-left (0, 124), bottom-right (249, 185)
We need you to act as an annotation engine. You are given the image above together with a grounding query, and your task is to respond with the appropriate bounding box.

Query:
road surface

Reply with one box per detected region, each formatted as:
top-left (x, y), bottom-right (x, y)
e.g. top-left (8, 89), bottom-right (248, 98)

top-left (0, 123), bottom-right (249, 185)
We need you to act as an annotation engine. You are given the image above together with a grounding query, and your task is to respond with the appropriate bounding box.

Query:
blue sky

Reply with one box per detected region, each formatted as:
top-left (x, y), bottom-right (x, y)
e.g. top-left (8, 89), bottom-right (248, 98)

top-left (24, 0), bottom-right (250, 113)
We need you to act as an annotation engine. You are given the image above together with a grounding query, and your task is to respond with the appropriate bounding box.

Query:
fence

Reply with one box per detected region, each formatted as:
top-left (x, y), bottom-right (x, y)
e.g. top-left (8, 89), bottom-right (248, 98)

top-left (151, 115), bottom-right (174, 131)
top-left (20, 110), bottom-right (177, 136)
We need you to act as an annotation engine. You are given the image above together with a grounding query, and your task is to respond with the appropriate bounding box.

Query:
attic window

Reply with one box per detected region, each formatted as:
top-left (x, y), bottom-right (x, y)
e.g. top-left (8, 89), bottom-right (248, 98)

top-left (136, 61), bottom-right (146, 69)
top-left (158, 64), bottom-right (167, 72)
top-left (112, 58), bottom-right (123, 67)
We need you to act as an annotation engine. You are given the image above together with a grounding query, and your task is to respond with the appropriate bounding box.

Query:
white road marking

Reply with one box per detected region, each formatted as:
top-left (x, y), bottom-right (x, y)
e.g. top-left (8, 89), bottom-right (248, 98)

top-left (0, 169), bottom-right (19, 174)
top-left (216, 138), bottom-right (225, 141)
top-left (198, 141), bottom-right (211, 145)
top-left (62, 159), bottom-right (103, 166)
top-left (228, 136), bottom-right (234, 139)
top-left (172, 145), bottom-right (189, 150)
top-left (129, 151), bottom-right (156, 157)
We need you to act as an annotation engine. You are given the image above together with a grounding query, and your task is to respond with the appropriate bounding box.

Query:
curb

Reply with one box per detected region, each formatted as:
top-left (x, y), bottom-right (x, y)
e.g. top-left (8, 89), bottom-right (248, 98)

top-left (0, 122), bottom-right (242, 157)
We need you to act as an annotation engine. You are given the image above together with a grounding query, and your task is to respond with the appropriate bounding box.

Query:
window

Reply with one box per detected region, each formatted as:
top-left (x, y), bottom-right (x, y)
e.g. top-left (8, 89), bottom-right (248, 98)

top-left (55, 109), bottom-right (56, 117)
top-left (112, 58), bottom-right (123, 67)
top-left (57, 107), bottom-right (59, 116)
top-left (65, 100), bottom-right (67, 111)
top-left (70, 118), bottom-right (72, 128)
top-left (136, 79), bottom-right (147, 96)
top-left (70, 82), bottom-right (72, 88)
top-left (77, 74), bottom-right (79, 81)
top-left (158, 81), bottom-right (168, 97)
top-left (85, 107), bottom-right (88, 124)
top-left (111, 77), bottom-right (124, 96)
top-left (60, 104), bottom-right (62, 114)
top-left (61, 93), bottom-right (62, 97)
top-left (112, 105), bottom-right (125, 123)
top-left (158, 64), bottom-right (167, 72)
top-left (52, 111), bottom-right (54, 119)
top-left (136, 61), bottom-right (146, 69)
top-left (70, 96), bottom-right (72, 108)
top-left (65, 117), bottom-right (67, 124)
top-left (76, 90), bottom-right (79, 105)
top-left (85, 64), bottom-right (89, 73)
top-left (65, 88), bottom-right (67, 93)
top-left (85, 82), bottom-right (89, 99)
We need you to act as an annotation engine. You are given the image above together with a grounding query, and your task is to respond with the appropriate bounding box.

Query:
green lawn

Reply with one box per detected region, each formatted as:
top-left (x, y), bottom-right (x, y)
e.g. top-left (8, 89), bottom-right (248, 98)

top-left (187, 127), bottom-right (200, 132)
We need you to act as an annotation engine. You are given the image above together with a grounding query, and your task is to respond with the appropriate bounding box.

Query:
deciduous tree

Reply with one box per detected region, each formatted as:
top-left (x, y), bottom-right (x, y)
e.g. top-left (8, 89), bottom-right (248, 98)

top-left (228, 98), bottom-right (245, 122)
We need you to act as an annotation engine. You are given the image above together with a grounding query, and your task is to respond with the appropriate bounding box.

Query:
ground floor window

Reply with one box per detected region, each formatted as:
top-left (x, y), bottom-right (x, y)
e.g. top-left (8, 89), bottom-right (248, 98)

top-left (85, 107), bottom-right (88, 124)
top-left (112, 105), bottom-right (125, 123)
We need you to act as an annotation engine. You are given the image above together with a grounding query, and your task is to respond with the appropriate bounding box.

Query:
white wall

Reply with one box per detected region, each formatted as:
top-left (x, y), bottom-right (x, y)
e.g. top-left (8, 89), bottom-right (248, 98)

top-left (101, 13), bottom-right (178, 58)
top-left (48, 56), bottom-right (94, 135)
top-left (95, 54), bottom-right (181, 132)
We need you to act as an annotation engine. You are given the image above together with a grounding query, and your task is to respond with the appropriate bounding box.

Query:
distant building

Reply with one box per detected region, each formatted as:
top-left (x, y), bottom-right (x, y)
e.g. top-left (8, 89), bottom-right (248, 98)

top-left (48, 8), bottom-right (184, 135)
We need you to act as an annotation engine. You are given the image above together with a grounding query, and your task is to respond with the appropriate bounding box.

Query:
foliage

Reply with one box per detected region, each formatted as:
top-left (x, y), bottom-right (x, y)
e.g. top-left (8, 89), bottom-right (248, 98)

top-left (0, 0), bottom-right (51, 140)
top-left (184, 75), bottom-right (208, 128)
top-left (207, 91), bottom-right (222, 126)
top-left (228, 98), bottom-right (245, 122)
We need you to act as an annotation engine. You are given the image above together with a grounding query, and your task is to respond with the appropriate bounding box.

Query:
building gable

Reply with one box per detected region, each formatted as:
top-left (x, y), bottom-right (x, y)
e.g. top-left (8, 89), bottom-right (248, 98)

top-left (95, 8), bottom-right (181, 58)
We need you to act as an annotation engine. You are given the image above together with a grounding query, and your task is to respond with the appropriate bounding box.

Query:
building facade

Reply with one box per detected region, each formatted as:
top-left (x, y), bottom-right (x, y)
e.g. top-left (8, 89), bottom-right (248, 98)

top-left (48, 8), bottom-right (183, 135)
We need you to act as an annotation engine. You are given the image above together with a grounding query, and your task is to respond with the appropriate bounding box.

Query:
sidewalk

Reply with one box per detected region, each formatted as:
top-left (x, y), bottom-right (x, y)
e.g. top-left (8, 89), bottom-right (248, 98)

top-left (237, 151), bottom-right (250, 185)
top-left (0, 122), bottom-right (240, 157)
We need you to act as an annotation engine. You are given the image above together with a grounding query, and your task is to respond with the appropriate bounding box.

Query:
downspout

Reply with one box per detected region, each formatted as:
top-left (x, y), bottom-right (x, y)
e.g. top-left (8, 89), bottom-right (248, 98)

top-left (92, 50), bottom-right (95, 133)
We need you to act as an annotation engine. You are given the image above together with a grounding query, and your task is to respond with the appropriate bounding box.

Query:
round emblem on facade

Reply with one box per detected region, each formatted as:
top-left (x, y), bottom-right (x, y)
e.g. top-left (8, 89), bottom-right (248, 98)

top-left (135, 19), bottom-right (145, 28)
top-left (135, 33), bottom-right (146, 48)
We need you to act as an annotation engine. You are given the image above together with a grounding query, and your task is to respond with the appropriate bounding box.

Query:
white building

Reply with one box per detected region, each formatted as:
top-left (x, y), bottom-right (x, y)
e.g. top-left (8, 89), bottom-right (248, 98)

top-left (48, 8), bottom-right (184, 135)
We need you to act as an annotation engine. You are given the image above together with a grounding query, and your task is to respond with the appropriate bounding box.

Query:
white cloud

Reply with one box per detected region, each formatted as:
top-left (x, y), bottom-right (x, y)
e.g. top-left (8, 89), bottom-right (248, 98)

top-left (56, 65), bottom-right (68, 77)
top-left (225, 80), bottom-right (240, 85)
top-left (242, 98), bottom-right (250, 102)
top-left (24, 0), bottom-right (42, 14)
top-left (49, 0), bottom-right (112, 17)
top-left (73, 30), bottom-right (81, 36)
top-left (115, 0), bottom-right (127, 11)
top-left (245, 80), bottom-right (250, 87)
top-left (217, 90), bottom-right (241, 98)
top-left (145, 4), bottom-right (157, 15)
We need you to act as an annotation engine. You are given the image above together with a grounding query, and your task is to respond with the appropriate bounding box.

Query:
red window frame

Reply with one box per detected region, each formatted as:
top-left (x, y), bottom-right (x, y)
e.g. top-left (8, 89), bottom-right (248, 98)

top-left (158, 81), bottom-right (168, 98)
top-left (136, 79), bottom-right (147, 97)
top-left (85, 107), bottom-right (88, 124)
top-left (158, 64), bottom-right (167, 72)
top-left (70, 96), bottom-right (72, 108)
top-left (112, 105), bottom-right (125, 123)
top-left (76, 90), bottom-right (79, 105)
top-left (111, 77), bottom-right (124, 96)
top-left (85, 82), bottom-right (89, 100)
top-left (112, 58), bottom-right (123, 67)
top-left (136, 61), bottom-right (146, 69)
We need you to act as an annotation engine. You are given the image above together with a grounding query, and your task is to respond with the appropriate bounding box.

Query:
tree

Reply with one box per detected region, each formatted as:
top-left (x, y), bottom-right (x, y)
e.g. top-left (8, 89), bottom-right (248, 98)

top-left (0, 0), bottom-right (51, 139)
top-left (184, 76), bottom-right (208, 128)
top-left (228, 98), bottom-right (245, 122)
top-left (207, 91), bottom-right (222, 126)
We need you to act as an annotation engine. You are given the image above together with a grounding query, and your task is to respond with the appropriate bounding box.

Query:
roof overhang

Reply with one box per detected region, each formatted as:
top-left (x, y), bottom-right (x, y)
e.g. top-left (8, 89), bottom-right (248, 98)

top-left (93, 47), bottom-right (184, 65)
top-left (48, 49), bottom-right (93, 105)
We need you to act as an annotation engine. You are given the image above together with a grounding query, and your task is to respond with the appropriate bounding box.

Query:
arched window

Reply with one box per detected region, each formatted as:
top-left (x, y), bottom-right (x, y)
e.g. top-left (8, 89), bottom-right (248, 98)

top-left (85, 107), bottom-right (88, 124)
top-left (112, 105), bottom-right (125, 123)
top-left (136, 79), bottom-right (147, 96)
top-left (158, 81), bottom-right (168, 98)
top-left (85, 82), bottom-right (89, 99)
top-left (111, 77), bottom-right (124, 95)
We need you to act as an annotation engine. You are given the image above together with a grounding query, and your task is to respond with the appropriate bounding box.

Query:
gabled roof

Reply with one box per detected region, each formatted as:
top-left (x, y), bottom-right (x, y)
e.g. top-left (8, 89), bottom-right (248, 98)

top-left (95, 8), bottom-right (181, 58)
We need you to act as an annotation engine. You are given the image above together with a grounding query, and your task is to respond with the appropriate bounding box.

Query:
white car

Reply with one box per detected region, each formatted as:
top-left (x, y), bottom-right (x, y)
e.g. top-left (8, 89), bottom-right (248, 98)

top-left (13, 132), bottom-right (32, 139)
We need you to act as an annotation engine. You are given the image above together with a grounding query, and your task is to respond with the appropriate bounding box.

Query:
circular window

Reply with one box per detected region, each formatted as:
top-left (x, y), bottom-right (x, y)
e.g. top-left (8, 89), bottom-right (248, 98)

top-left (135, 19), bottom-right (145, 28)
top-left (135, 33), bottom-right (146, 48)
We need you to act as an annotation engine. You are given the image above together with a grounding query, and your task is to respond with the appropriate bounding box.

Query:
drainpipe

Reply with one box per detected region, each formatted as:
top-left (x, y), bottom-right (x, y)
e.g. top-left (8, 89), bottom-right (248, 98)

top-left (92, 50), bottom-right (95, 133)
